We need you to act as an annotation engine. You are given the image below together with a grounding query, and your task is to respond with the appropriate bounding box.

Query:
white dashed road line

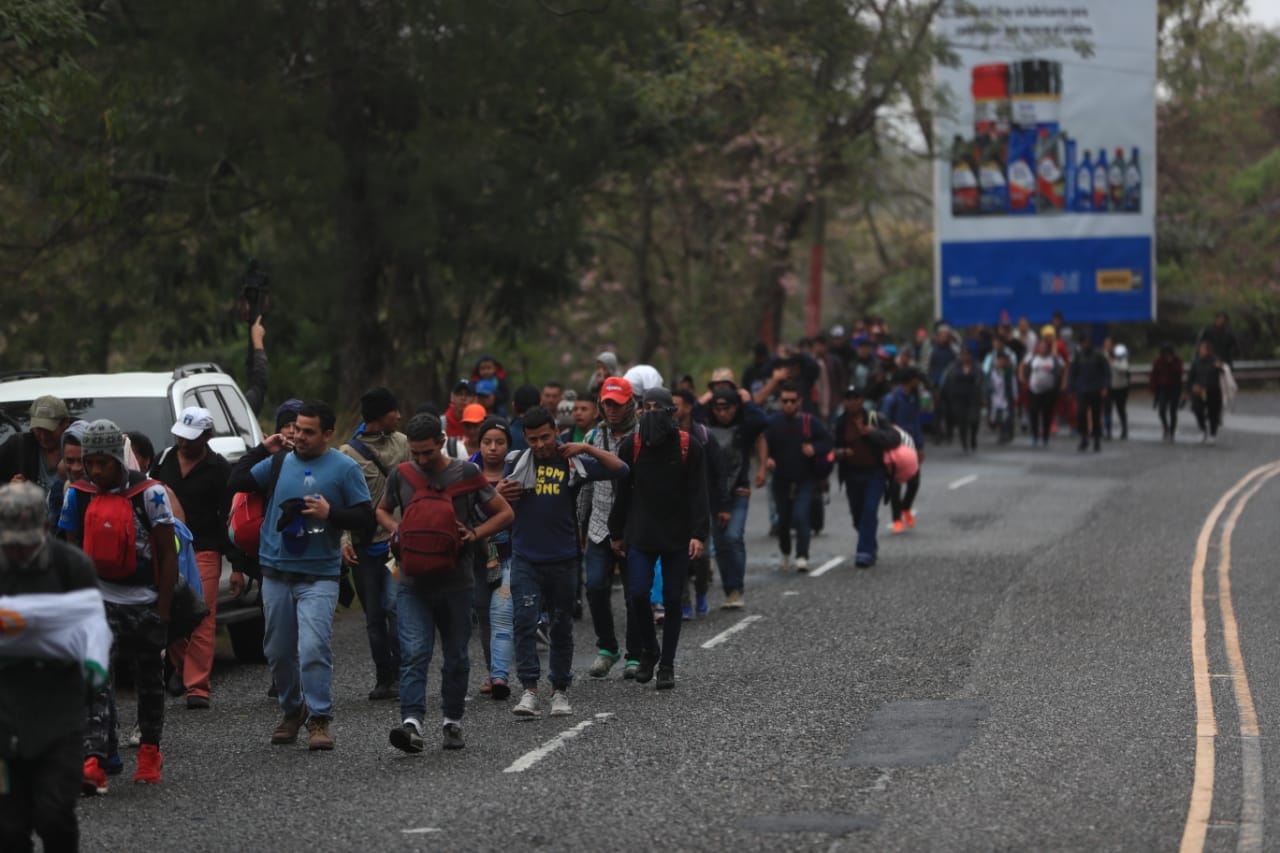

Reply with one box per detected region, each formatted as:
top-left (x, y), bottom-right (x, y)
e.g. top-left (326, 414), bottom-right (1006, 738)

top-left (948, 474), bottom-right (978, 490)
top-left (401, 828), bottom-right (442, 834)
top-left (701, 615), bottom-right (763, 649)
top-left (503, 713), bottom-right (614, 774)
top-left (809, 556), bottom-right (845, 578)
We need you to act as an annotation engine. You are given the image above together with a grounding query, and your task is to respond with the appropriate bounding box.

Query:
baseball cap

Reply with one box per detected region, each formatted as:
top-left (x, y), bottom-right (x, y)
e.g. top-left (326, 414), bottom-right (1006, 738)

top-left (1041, 324), bottom-right (1056, 337)
top-left (172, 406), bottom-right (216, 440)
top-left (599, 376), bottom-right (633, 405)
top-left (474, 378), bottom-right (497, 396)
top-left (830, 325), bottom-right (846, 338)
top-left (29, 395), bottom-right (69, 432)
top-left (708, 367), bottom-right (737, 389)
top-left (1114, 344), bottom-right (1129, 358)
top-left (462, 403), bottom-right (488, 424)
top-left (0, 481), bottom-right (47, 546)
top-left (711, 387), bottom-right (740, 405)
top-left (844, 384), bottom-right (867, 398)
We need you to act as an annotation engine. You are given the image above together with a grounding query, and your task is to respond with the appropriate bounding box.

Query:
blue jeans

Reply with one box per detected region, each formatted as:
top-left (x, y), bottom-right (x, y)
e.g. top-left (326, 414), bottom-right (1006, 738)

top-left (627, 550), bottom-right (688, 668)
top-left (772, 477), bottom-right (815, 558)
top-left (511, 556), bottom-right (577, 690)
top-left (396, 584), bottom-right (472, 723)
top-left (844, 470), bottom-right (885, 564)
top-left (352, 546), bottom-right (399, 680)
top-left (489, 561), bottom-right (514, 683)
top-left (262, 574), bottom-right (340, 720)
top-left (712, 492), bottom-right (749, 594)
top-left (583, 540), bottom-right (636, 658)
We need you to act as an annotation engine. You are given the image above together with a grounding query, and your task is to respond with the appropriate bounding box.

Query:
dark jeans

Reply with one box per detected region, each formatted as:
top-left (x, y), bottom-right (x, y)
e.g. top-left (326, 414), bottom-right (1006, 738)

top-left (1077, 391), bottom-right (1104, 444)
top-left (1156, 388), bottom-right (1180, 434)
top-left (889, 471), bottom-right (920, 522)
top-left (511, 556), bottom-right (577, 690)
top-left (0, 730), bottom-right (81, 853)
top-left (583, 539), bottom-right (636, 658)
top-left (627, 549), bottom-right (689, 668)
top-left (1193, 388), bottom-right (1223, 436)
top-left (1105, 388), bottom-right (1129, 437)
top-left (1029, 390), bottom-right (1057, 442)
top-left (352, 545), bottom-right (399, 682)
top-left (87, 602), bottom-right (165, 756)
top-left (844, 470), bottom-right (885, 564)
top-left (396, 585), bottom-right (472, 722)
top-left (472, 560), bottom-right (493, 672)
top-left (772, 477), bottom-right (815, 558)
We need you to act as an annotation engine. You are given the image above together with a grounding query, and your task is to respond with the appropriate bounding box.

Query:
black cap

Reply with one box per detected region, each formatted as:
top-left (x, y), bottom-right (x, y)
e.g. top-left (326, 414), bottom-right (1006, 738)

top-left (452, 379), bottom-right (473, 394)
top-left (711, 387), bottom-right (740, 404)
top-left (844, 384), bottom-right (867, 398)
top-left (513, 384), bottom-right (541, 411)
top-left (360, 386), bottom-right (399, 423)
top-left (643, 387), bottom-right (675, 408)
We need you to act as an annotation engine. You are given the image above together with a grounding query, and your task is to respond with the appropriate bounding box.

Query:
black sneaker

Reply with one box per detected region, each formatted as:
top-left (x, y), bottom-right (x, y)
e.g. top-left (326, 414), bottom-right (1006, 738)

top-left (635, 653), bottom-right (657, 684)
top-left (656, 666), bottom-right (675, 690)
top-left (368, 681), bottom-right (398, 701)
top-left (185, 694), bottom-right (211, 710)
top-left (442, 723), bottom-right (465, 750)
top-left (389, 720), bottom-right (424, 754)
top-left (166, 670), bottom-right (185, 698)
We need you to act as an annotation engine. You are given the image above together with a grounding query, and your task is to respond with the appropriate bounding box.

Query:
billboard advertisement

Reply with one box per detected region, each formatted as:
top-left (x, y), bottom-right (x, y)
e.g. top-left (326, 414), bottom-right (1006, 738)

top-left (933, 1), bottom-right (1158, 326)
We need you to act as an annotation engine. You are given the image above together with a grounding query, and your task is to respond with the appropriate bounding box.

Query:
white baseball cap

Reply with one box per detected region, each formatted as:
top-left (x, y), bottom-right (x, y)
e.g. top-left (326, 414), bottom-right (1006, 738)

top-left (172, 406), bottom-right (215, 440)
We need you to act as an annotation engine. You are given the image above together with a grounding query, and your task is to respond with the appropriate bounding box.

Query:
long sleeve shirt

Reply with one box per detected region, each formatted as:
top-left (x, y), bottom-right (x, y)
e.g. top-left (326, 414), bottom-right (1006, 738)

top-left (609, 433), bottom-right (711, 551)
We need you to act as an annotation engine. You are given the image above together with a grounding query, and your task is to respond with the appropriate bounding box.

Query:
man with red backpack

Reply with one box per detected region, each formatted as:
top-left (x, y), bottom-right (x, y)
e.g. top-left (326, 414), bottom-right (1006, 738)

top-left (760, 382), bottom-right (833, 573)
top-left (58, 419), bottom-right (177, 791)
top-left (609, 388), bottom-right (711, 690)
top-left (375, 413), bottom-right (513, 754)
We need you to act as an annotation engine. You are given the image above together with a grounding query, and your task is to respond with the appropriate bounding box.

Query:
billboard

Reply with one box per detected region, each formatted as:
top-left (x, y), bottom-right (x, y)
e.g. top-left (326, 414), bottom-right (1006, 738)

top-left (933, 1), bottom-right (1157, 326)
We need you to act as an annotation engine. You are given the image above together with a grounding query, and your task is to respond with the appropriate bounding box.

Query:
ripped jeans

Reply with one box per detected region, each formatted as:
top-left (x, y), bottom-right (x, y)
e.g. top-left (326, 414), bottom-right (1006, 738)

top-left (489, 560), bottom-right (514, 684)
top-left (510, 556), bottom-right (577, 691)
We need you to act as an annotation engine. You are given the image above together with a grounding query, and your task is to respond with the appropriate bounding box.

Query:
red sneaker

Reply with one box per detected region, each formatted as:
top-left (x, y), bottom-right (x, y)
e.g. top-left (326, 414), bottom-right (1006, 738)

top-left (903, 510), bottom-right (916, 529)
top-left (891, 520), bottom-right (904, 534)
top-left (82, 757), bottom-right (108, 796)
top-left (133, 744), bottom-right (163, 785)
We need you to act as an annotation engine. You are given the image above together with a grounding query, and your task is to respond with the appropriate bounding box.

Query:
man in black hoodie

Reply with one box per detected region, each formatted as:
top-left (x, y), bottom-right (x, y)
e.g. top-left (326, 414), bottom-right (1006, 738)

top-left (1068, 336), bottom-right (1111, 453)
top-left (609, 388), bottom-right (710, 690)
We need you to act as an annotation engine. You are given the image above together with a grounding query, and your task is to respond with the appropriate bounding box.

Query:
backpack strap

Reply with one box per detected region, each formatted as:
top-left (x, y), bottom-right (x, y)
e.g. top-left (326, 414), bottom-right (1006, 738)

top-left (266, 449), bottom-right (287, 503)
top-left (397, 461), bottom-right (431, 496)
top-left (445, 472), bottom-right (491, 498)
top-left (634, 432), bottom-right (690, 464)
top-left (346, 437), bottom-right (390, 477)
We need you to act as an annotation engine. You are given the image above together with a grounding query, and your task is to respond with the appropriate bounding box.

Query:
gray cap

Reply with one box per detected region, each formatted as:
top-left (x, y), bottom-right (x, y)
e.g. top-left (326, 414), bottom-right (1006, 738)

top-left (80, 419), bottom-right (127, 468)
top-left (642, 387), bottom-right (675, 408)
top-left (0, 482), bottom-right (47, 546)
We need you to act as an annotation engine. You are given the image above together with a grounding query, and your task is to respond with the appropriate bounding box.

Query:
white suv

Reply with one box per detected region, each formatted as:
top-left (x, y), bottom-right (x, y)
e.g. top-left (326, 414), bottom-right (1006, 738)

top-left (0, 364), bottom-right (268, 662)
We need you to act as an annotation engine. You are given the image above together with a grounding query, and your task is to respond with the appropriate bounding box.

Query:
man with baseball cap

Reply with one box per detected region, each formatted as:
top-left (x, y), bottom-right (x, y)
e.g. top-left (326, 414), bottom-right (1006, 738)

top-left (59, 419), bottom-right (177, 789)
top-left (339, 387), bottom-right (410, 701)
top-left (151, 407), bottom-right (233, 709)
top-left (0, 482), bottom-right (103, 852)
top-left (444, 380), bottom-right (475, 439)
top-left (455, 403), bottom-right (489, 460)
top-left (0, 395), bottom-right (72, 491)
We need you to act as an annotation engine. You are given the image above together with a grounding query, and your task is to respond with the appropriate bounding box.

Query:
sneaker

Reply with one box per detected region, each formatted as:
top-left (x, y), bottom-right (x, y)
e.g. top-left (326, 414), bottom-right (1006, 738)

top-left (479, 679), bottom-right (493, 696)
top-left (133, 744), bottom-right (163, 784)
top-left (1208, 435), bottom-right (1217, 446)
top-left (681, 604), bottom-right (693, 619)
top-left (780, 555), bottom-right (792, 571)
top-left (622, 660), bottom-right (640, 679)
top-left (368, 680), bottom-right (398, 701)
top-left (695, 594), bottom-right (709, 618)
top-left (442, 722), bottom-right (465, 750)
top-left (721, 591), bottom-right (744, 610)
top-left (549, 690), bottom-right (572, 717)
top-left (186, 694), bottom-right (210, 710)
top-left (103, 752), bottom-right (124, 777)
top-left (855, 556), bottom-right (873, 569)
top-left (656, 666), bottom-right (675, 690)
top-left (390, 719), bottom-right (424, 754)
top-left (635, 653), bottom-right (657, 684)
top-left (490, 678), bottom-right (511, 700)
top-left (165, 670), bottom-right (185, 698)
top-left (82, 757), bottom-right (108, 795)
top-left (306, 718), bottom-right (334, 751)
top-left (127, 724), bottom-right (141, 748)
top-left (513, 689), bottom-right (541, 718)
top-left (589, 650), bottom-right (620, 678)
top-left (902, 510), bottom-right (915, 529)
top-left (267, 682), bottom-right (278, 699)
top-left (652, 603), bottom-right (665, 625)
top-left (271, 705), bottom-right (308, 745)
top-left (795, 557), bottom-right (809, 572)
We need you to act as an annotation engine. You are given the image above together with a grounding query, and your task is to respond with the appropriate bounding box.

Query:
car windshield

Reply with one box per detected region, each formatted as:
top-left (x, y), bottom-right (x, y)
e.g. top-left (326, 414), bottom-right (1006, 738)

top-left (0, 397), bottom-right (174, 452)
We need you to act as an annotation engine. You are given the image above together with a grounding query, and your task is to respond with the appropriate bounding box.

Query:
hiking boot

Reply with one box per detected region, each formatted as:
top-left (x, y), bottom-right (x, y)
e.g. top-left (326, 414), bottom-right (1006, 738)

top-left (656, 666), bottom-right (675, 690)
top-left (490, 678), bottom-right (511, 700)
top-left (635, 653), bottom-right (657, 684)
top-left (368, 680), bottom-right (398, 701)
top-left (513, 689), bottom-right (541, 718)
top-left (903, 510), bottom-right (915, 529)
top-left (306, 718), bottom-right (334, 751)
top-left (549, 690), bottom-right (572, 717)
top-left (133, 744), bottom-right (163, 785)
top-left (390, 719), bottom-right (424, 754)
top-left (271, 706), bottom-right (308, 745)
top-left (589, 650), bottom-right (620, 678)
top-left (186, 694), bottom-right (211, 710)
top-left (795, 557), bottom-right (809, 572)
top-left (695, 594), bottom-right (709, 617)
top-left (722, 591), bottom-right (744, 610)
top-left (82, 757), bottom-right (108, 796)
top-left (442, 723), bottom-right (465, 750)
top-left (622, 660), bottom-right (640, 679)
top-left (892, 520), bottom-right (905, 534)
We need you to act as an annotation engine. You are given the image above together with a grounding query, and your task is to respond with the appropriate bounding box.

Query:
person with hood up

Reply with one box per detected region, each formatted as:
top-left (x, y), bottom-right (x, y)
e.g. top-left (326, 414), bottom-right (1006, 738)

top-left (589, 352), bottom-right (622, 396)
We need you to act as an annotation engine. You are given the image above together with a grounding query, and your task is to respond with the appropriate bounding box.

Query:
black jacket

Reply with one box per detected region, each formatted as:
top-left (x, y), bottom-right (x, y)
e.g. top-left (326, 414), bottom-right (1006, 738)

top-left (1069, 349), bottom-right (1111, 394)
top-left (0, 432), bottom-right (46, 488)
top-left (609, 432), bottom-right (711, 551)
top-left (151, 447), bottom-right (234, 554)
top-left (1186, 356), bottom-right (1223, 395)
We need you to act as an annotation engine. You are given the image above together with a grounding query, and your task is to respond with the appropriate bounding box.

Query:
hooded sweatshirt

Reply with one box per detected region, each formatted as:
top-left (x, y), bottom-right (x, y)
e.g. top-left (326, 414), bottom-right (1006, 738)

top-left (609, 411), bottom-right (711, 551)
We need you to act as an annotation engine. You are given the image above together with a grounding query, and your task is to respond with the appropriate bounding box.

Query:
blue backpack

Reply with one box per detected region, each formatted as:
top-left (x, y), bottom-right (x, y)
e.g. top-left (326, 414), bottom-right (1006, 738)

top-left (173, 518), bottom-right (203, 597)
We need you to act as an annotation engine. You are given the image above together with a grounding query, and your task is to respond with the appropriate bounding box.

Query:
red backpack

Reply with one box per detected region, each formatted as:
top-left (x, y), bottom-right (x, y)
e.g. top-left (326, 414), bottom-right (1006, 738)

top-left (393, 462), bottom-right (489, 577)
top-left (70, 474), bottom-right (158, 582)
top-left (631, 430), bottom-right (690, 464)
top-left (228, 451), bottom-right (287, 560)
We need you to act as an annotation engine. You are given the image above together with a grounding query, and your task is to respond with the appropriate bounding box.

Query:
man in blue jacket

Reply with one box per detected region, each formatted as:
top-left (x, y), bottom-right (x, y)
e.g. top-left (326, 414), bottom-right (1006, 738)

top-left (761, 382), bottom-right (832, 572)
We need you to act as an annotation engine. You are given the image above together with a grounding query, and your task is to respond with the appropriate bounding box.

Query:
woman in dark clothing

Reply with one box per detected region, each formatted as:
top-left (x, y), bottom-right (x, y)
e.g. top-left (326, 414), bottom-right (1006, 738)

top-left (942, 348), bottom-right (984, 453)
top-left (1186, 340), bottom-right (1224, 444)
top-left (1149, 343), bottom-right (1183, 442)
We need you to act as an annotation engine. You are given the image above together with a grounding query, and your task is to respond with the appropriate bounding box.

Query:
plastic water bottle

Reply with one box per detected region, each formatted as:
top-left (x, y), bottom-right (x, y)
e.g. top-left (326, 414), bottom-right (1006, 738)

top-left (302, 469), bottom-right (324, 534)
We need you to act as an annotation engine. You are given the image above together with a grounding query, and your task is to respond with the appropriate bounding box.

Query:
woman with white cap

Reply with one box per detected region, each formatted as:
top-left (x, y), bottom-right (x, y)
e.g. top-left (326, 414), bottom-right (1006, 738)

top-left (1103, 338), bottom-right (1131, 440)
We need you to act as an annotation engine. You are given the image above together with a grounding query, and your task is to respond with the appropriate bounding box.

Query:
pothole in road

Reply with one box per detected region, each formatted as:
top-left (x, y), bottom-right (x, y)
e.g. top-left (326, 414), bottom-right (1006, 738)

top-left (738, 813), bottom-right (881, 835)
top-left (843, 699), bottom-right (989, 767)
top-left (948, 513), bottom-right (998, 532)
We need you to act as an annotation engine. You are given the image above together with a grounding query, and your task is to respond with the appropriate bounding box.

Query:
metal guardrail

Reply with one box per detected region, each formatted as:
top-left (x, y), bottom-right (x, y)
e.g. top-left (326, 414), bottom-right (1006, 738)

top-left (1127, 360), bottom-right (1280, 386)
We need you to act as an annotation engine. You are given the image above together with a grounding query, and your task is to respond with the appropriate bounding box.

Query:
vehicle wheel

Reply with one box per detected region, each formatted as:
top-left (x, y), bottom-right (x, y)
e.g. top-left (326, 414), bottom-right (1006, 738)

top-left (227, 612), bottom-right (267, 663)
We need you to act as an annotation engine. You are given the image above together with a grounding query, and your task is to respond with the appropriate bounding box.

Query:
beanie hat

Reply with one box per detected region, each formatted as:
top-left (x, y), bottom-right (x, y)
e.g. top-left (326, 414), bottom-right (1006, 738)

top-left (642, 387), bottom-right (675, 409)
top-left (0, 482), bottom-right (47, 547)
top-left (80, 419), bottom-right (126, 468)
top-left (477, 416), bottom-right (512, 446)
top-left (275, 399), bottom-right (304, 430)
top-left (360, 386), bottom-right (399, 423)
top-left (61, 419), bottom-right (88, 452)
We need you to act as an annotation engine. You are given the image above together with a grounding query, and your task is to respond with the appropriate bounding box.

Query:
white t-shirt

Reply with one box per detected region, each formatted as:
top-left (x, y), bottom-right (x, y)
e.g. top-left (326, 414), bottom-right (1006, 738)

top-left (1026, 354), bottom-right (1063, 395)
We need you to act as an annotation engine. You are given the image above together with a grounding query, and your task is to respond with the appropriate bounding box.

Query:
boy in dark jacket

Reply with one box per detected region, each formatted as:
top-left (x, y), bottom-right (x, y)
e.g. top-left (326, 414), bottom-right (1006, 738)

top-left (761, 382), bottom-right (833, 572)
top-left (835, 386), bottom-right (899, 568)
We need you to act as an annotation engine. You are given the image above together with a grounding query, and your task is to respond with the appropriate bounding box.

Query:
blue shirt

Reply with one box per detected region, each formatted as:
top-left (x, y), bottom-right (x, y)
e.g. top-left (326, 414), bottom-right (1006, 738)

top-left (880, 387), bottom-right (924, 449)
top-left (507, 452), bottom-right (625, 563)
top-left (250, 449), bottom-right (370, 577)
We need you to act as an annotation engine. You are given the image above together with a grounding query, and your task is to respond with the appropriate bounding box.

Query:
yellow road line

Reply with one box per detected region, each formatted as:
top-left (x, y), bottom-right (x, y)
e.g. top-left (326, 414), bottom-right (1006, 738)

top-left (1181, 462), bottom-right (1278, 853)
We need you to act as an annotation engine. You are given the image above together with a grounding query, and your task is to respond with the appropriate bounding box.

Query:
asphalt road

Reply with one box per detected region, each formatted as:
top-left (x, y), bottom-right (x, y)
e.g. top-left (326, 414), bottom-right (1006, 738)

top-left (77, 392), bottom-right (1280, 852)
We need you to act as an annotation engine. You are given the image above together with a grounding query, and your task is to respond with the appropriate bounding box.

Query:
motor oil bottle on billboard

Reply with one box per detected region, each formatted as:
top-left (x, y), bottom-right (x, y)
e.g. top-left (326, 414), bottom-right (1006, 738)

top-left (1109, 148), bottom-right (1125, 211)
top-left (1124, 147), bottom-right (1141, 212)
top-left (1075, 150), bottom-right (1093, 212)
top-left (951, 135), bottom-right (979, 216)
top-left (977, 133), bottom-right (1008, 214)
top-left (1008, 130), bottom-right (1037, 214)
top-left (1035, 128), bottom-right (1066, 212)
top-left (1093, 149), bottom-right (1109, 211)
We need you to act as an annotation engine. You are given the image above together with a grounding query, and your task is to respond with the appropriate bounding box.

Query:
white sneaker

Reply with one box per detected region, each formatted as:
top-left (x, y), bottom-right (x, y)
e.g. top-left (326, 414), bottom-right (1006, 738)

top-left (549, 690), bottom-right (572, 717)
top-left (128, 724), bottom-right (141, 748)
top-left (780, 555), bottom-right (792, 571)
top-left (512, 689), bottom-right (541, 718)
top-left (1208, 435), bottom-right (1217, 446)
top-left (722, 590), bottom-right (745, 610)
top-left (795, 557), bottom-right (809, 572)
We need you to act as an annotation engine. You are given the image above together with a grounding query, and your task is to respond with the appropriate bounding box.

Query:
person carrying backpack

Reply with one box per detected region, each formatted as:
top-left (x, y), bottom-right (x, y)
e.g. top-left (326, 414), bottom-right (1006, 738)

top-left (761, 381), bottom-right (833, 572)
top-left (375, 413), bottom-right (513, 754)
top-left (58, 420), bottom-right (177, 791)
top-left (834, 386), bottom-right (899, 568)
